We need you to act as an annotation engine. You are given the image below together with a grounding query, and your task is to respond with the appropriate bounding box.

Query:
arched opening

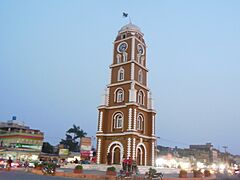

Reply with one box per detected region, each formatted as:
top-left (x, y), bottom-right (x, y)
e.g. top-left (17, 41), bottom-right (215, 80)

top-left (112, 146), bottom-right (121, 164)
top-left (108, 142), bottom-right (124, 165)
top-left (136, 143), bottom-right (147, 166)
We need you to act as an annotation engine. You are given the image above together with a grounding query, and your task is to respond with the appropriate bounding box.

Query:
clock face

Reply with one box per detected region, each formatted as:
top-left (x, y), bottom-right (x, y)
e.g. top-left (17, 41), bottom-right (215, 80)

top-left (118, 42), bottom-right (128, 53)
top-left (137, 44), bottom-right (144, 55)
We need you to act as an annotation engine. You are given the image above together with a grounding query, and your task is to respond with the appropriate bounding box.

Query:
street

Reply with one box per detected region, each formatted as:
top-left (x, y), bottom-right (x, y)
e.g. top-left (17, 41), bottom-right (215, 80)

top-left (216, 174), bottom-right (240, 180)
top-left (0, 170), bottom-right (82, 180)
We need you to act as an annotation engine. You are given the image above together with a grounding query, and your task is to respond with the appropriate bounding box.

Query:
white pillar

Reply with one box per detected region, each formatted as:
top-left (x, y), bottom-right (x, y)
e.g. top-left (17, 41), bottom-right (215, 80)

top-left (98, 111), bottom-right (103, 132)
top-left (152, 141), bottom-right (155, 166)
top-left (128, 108), bottom-right (132, 130)
top-left (127, 138), bottom-right (131, 158)
top-left (97, 138), bottom-right (102, 164)
top-left (133, 109), bottom-right (137, 130)
top-left (132, 138), bottom-right (136, 160)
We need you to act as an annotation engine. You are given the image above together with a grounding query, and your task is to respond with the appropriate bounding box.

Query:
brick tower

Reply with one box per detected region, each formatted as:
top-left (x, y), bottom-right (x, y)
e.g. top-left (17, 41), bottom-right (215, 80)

top-left (96, 23), bottom-right (156, 166)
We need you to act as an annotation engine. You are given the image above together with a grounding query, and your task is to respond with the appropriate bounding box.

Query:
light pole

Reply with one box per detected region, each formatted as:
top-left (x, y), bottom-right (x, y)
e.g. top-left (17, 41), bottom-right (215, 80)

top-left (222, 146), bottom-right (228, 164)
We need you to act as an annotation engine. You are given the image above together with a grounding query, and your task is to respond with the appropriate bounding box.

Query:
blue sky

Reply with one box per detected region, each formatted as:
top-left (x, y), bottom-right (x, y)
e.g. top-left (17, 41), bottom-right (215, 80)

top-left (0, 0), bottom-right (239, 154)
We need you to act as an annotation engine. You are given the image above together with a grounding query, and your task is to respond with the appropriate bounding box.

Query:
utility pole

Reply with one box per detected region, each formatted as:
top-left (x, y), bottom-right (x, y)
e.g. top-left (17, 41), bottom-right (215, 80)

top-left (222, 146), bottom-right (228, 164)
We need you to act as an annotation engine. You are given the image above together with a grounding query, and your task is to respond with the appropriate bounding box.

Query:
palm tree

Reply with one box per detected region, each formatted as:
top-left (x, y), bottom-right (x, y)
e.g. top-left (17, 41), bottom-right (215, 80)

top-left (67, 124), bottom-right (87, 142)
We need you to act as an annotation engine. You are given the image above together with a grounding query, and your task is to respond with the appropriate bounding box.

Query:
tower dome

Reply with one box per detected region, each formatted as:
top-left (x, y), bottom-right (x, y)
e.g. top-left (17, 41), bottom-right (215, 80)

top-left (118, 23), bottom-right (143, 35)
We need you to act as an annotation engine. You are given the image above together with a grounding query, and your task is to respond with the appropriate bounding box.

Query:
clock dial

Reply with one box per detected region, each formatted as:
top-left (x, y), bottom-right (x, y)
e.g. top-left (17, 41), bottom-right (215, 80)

top-left (137, 44), bottom-right (144, 55)
top-left (118, 42), bottom-right (128, 53)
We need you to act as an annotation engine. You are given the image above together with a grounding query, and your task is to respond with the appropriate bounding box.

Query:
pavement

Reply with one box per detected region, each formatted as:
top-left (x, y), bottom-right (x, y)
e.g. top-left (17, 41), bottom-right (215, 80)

top-left (0, 169), bottom-right (84, 180)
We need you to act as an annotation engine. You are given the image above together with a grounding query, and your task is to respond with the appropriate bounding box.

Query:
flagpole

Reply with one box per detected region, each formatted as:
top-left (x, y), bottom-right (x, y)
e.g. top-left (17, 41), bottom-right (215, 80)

top-left (129, 16), bottom-right (132, 24)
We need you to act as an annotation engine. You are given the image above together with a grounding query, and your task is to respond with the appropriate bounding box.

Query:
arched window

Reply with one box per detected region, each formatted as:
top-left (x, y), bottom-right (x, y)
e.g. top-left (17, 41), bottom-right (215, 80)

top-left (137, 54), bottom-right (141, 63)
top-left (118, 67), bottom-right (124, 81)
top-left (116, 89), bottom-right (124, 102)
top-left (123, 52), bottom-right (127, 62)
top-left (140, 56), bottom-right (144, 65)
top-left (137, 114), bottom-right (144, 130)
top-left (114, 113), bottom-right (123, 129)
top-left (138, 69), bottom-right (143, 83)
top-left (116, 54), bottom-right (121, 64)
top-left (137, 90), bottom-right (144, 105)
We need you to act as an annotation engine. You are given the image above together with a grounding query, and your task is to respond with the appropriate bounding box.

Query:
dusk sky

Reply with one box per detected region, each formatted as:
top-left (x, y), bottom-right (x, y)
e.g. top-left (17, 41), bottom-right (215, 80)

top-left (0, 1), bottom-right (239, 154)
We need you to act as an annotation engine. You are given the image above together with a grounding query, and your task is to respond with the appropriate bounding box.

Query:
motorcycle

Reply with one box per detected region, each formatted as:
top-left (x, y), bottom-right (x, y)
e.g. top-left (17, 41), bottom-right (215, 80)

top-left (42, 164), bottom-right (56, 175)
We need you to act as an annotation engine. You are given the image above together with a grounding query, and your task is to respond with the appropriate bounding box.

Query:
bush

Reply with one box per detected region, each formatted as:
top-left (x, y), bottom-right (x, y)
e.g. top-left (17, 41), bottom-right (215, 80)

top-left (193, 170), bottom-right (203, 178)
top-left (179, 170), bottom-right (187, 178)
top-left (204, 169), bottom-right (211, 177)
top-left (75, 165), bottom-right (83, 170)
top-left (107, 166), bottom-right (116, 172)
top-left (34, 162), bottom-right (43, 169)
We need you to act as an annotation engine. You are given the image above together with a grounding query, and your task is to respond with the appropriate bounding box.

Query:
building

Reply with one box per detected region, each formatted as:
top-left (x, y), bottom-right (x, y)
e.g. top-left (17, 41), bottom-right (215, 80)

top-left (0, 117), bottom-right (44, 161)
top-left (96, 23), bottom-right (157, 166)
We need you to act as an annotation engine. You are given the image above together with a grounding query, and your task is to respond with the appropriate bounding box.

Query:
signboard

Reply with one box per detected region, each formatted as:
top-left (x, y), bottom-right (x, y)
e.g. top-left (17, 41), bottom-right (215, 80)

top-left (80, 137), bottom-right (91, 158)
top-left (59, 149), bottom-right (69, 156)
top-left (80, 137), bottom-right (91, 151)
top-left (16, 143), bottom-right (42, 150)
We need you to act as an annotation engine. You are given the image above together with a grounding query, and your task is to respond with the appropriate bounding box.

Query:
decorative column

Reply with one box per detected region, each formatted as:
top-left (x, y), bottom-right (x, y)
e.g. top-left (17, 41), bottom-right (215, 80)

top-left (152, 115), bottom-right (155, 135)
top-left (127, 138), bottom-right (131, 158)
top-left (128, 108), bottom-right (132, 130)
top-left (97, 138), bottom-right (102, 164)
top-left (152, 141), bottom-right (155, 166)
top-left (132, 138), bottom-right (136, 160)
top-left (133, 109), bottom-right (137, 130)
top-left (98, 111), bottom-right (103, 132)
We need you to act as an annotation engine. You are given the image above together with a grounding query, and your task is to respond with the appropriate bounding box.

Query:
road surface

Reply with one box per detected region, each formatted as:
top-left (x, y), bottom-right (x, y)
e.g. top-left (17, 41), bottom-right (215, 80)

top-left (0, 170), bottom-right (82, 180)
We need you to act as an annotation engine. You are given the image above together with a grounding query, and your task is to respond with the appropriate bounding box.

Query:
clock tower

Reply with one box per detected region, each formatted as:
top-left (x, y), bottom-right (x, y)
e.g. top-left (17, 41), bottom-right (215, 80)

top-left (96, 23), bottom-right (156, 166)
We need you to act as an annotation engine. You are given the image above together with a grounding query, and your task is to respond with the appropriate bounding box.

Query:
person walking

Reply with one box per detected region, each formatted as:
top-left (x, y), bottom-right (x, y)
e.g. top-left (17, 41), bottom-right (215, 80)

top-left (6, 157), bottom-right (13, 171)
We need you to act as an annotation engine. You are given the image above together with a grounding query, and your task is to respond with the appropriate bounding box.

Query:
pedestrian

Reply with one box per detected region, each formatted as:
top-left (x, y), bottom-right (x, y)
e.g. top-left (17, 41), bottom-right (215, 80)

top-left (24, 160), bottom-right (29, 172)
top-left (127, 156), bottom-right (133, 173)
top-left (122, 155), bottom-right (127, 171)
top-left (6, 157), bottom-right (13, 171)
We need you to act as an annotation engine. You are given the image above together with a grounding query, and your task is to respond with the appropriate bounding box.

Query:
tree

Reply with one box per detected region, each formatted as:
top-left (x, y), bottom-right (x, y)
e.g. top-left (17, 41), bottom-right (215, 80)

top-left (60, 134), bottom-right (79, 152)
top-left (67, 124), bottom-right (87, 142)
top-left (42, 142), bottom-right (54, 154)
top-left (59, 124), bottom-right (87, 152)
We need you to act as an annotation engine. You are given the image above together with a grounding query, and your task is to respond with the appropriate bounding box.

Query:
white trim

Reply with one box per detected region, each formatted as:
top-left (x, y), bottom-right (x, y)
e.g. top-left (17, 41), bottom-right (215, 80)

top-left (127, 138), bottom-right (131, 158)
top-left (107, 141), bottom-right (124, 164)
top-left (114, 36), bottom-right (133, 44)
top-left (99, 111), bottom-right (103, 132)
top-left (97, 138), bottom-right (102, 164)
top-left (113, 112), bottom-right (124, 129)
top-left (136, 142), bottom-right (147, 166)
top-left (117, 42), bottom-right (128, 53)
top-left (127, 108), bottom-right (132, 130)
top-left (152, 141), bottom-right (155, 166)
top-left (114, 87), bottom-right (124, 102)
top-left (107, 80), bottom-right (150, 91)
top-left (112, 145), bottom-right (121, 164)
top-left (118, 67), bottom-right (125, 81)
top-left (137, 113), bottom-right (144, 131)
top-left (116, 54), bottom-right (121, 64)
top-left (133, 109), bottom-right (137, 130)
top-left (136, 146), bottom-right (143, 165)
top-left (110, 60), bottom-right (149, 72)
top-left (131, 37), bottom-right (135, 60)
top-left (152, 115), bottom-right (155, 136)
top-left (138, 69), bottom-right (143, 84)
top-left (137, 44), bottom-right (145, 55)
top-left (135, 37), bottom-right (146, 48)
top-left (131, 62), bottom-right (134, 80)
top-left (96, 132), bottom-right (156, 140)
top-left (137, 89), bottom-right (145, 105)
top-left (132, 138), bottom-right (136, 160)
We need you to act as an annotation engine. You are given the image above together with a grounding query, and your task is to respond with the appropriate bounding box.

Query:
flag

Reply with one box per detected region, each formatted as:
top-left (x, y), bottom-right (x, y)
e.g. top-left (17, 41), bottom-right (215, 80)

top-left (123, 12), bottom-right (128, 18)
